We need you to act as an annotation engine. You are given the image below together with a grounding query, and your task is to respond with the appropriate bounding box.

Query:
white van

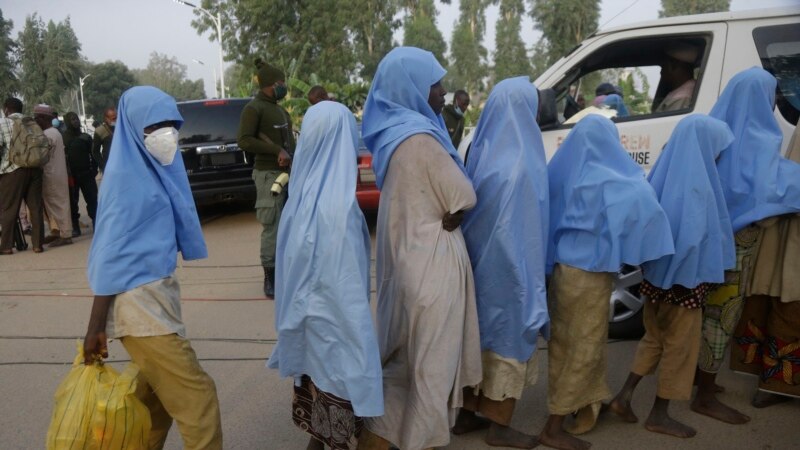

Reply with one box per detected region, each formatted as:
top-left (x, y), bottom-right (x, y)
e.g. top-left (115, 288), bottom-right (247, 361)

top-left (459, 7), bottom-right (800, 337)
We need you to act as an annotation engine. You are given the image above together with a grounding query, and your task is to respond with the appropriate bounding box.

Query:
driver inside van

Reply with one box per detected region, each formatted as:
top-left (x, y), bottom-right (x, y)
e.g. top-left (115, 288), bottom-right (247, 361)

top-left (653, 42), bottom-right (699, 113)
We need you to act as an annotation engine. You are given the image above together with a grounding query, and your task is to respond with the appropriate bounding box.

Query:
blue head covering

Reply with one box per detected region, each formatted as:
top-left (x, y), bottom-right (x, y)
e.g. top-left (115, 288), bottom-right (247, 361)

top-left (642, 114), bottom-right (735, 289)
top-left (268, 101), bottom-right (383, 417)
top-left (88, 86), bottom-right (207, 295)
top-left (603, 94), bottom-right (629, 117)
top-left (461, 77), bottom-right (550, 362)
top-left (362, 47), bottom-right (464, 188)
top-left (547, 115), bottom-right (674, 273)
top-left (711, 67), bottom-right (800, 232)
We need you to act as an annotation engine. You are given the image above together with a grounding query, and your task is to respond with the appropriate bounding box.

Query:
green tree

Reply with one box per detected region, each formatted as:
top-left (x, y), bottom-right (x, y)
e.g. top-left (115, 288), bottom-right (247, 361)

top-left (350, 0), bottom-right (400, 80)
top-left (588, 68), bottom-right (652, 115)
top-left (224, 63), bottom-right (259, 98)
top-left (659, 0), bottom-right (730, 17)
top-left (132, 52), bottom-right (205, 101)
top-left (617, 68), bottom-right (652, 115)
top-left (189, 0), bottom-right (357, 86)
top-left (448, 0), bottom-right (489, 96)
top-left (83, 61), bottom-right (136, 120)
top-left (0, 9), bottom-right (19, 99)
top-left (402, 0), bottom-right (448, 64)
top-left (493, 0), bottom-right (532, 83)
top-left (530, 40), bottom-right (549, 79)
top-left (17, 15), bottom-right (48, 111)
top-left (528, 0), bottom-right (599, 65)
top-left (41, 18), bottom-right (83, 109)
top-left (18, 15), bottom-right (84, 112)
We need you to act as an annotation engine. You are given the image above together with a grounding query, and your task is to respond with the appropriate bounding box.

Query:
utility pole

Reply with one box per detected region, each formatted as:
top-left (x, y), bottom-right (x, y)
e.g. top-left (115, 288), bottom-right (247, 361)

top-left (174, 0), bottom-right (226, 98)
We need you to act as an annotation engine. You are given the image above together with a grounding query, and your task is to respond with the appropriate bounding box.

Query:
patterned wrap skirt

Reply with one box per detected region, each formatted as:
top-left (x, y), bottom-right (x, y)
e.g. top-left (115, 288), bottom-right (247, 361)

top-left (293, 375), bottom-right (363, 450)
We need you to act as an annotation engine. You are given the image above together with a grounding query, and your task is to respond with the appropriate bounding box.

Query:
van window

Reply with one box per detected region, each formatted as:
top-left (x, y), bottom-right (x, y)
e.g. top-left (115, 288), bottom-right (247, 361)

top-left (753, 24), bottom-right (800, 126)
top-left (554, 36), bottom-right (710, 125)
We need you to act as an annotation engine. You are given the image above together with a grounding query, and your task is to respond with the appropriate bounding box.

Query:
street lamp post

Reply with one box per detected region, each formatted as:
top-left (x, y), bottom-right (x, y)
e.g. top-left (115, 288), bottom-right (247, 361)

top-left (174, 0), bottom-right (226, 98)
top-left (79, 74), bottom-right (91, 124)
top-left (192, 58), bottom-right (218, 98)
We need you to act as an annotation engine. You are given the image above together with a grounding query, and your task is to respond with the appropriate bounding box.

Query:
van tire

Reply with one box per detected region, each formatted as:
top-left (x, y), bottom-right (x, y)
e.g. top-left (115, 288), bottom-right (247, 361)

top-left (608, 307), bottom-right (645, 339)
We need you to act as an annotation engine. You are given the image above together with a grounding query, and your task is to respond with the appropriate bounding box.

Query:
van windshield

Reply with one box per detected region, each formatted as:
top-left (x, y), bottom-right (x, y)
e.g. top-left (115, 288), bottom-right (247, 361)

top-left (177, 101), bottom-right (247, 146)
top-left (754, 24), bottom-right (800, 125)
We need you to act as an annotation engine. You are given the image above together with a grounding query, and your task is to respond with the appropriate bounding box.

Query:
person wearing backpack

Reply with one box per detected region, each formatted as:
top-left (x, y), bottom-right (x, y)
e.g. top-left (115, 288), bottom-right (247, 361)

top-left (0, 97), bottom-right (45, 254)
top-left (33, 104), bottom-right (73, 247)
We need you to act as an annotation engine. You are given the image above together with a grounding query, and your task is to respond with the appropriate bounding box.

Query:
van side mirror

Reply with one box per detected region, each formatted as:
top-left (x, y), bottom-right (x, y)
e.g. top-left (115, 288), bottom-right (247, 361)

top-left (538, 88), bottom-right (558, 129)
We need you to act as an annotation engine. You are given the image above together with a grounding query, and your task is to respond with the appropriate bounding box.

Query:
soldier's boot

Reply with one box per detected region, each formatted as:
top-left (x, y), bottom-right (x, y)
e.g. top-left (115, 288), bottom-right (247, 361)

top-left (263, 266), bottom-right (275, 298)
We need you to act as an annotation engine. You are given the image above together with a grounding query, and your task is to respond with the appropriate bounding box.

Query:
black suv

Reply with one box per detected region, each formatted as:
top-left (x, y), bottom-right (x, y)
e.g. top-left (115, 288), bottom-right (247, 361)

top-left (177, 98), bottom-right (256, 207)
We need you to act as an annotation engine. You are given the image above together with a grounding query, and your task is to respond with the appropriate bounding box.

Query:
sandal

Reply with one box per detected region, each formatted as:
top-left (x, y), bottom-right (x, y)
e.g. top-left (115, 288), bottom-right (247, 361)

top-left (33, 247), bottom-right (44, 253)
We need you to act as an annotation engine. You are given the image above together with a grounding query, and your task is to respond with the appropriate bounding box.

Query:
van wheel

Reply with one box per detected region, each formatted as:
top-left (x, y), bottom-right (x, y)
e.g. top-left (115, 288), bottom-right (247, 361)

top-left (608, 265), bottom-right (645, 339)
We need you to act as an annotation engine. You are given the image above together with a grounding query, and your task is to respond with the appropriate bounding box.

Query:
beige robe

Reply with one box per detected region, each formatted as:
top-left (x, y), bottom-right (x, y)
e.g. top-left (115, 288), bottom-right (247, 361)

top-left (365, 134), bottom-right (482, 450)
top-left (42, 128), bottom-right (72, 236)
top-left (547, 264), bottom-right (613, 434)
top-left (747, 125), bottom-right (800, 303)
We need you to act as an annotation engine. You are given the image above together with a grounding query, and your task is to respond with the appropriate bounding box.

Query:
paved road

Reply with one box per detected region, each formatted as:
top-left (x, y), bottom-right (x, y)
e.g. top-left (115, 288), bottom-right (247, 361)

top-left (1, 207), bottom-right (798, 449)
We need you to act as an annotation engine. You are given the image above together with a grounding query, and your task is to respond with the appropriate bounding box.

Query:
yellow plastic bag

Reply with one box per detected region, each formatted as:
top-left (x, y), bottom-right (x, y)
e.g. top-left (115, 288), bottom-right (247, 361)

top-left (46, 344), bottom-right (151, 450)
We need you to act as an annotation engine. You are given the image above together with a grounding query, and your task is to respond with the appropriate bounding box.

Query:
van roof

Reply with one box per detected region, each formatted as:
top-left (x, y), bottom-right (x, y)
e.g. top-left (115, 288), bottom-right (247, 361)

top-left (596, 6), bottom-right (800, 37)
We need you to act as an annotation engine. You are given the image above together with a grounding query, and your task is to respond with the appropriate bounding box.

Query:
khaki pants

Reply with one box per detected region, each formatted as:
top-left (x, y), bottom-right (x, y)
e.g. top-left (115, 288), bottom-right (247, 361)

top-left (632, 301), bottom-right (702, 400)
top-left (253, 169), bottom-right (286, 268)
top-left (121, 334), bottom-right (222, 450)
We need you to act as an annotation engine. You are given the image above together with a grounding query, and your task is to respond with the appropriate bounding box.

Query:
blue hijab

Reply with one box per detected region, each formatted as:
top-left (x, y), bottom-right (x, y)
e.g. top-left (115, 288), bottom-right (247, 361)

top-left (88, 86), bottom-right (207, 295)
top-left (642, 115), bottom-right (735, 289)
top-left (603, 94), bottom-right (629, 117)
top-left (362, 47), bottom-right (465, 189)
top-left (461, 77), bottom-right (550, 362)
top-left (711, 67), bottom-right (800, 231)
top-left (268, 102), bottom-right (383, 417)
top-left (547, 115), bottom-right (674, 273)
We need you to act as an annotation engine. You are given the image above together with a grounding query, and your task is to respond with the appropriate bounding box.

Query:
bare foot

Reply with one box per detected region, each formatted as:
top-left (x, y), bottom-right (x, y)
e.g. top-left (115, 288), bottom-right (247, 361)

top-left (538, 428), bottom-right (591, 450)
top-left (691, 395), bottom-right (750, 424)
top-left (752, 391), bottom-right (791, 409)
top-left (644, 413), bottom-right (696, 438)
top-left (608, 398), bottom-right (638, 423)
top-left (485, 423), bottom-right (538, 449)
top-left (452, 409), bottom-right (491, 435)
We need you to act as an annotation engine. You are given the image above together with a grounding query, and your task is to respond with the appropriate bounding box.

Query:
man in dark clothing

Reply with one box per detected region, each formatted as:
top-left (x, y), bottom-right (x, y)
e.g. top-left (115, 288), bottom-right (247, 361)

top-left (0, 97), bottom-right (45, 254)
top-left (237, 59), bottom-right (295, 298)
top-left (92, 107), bottom-right (116, 171)
top-left (63, 112), bottom-right (98, 236)
top-left (442, 89), bottom-right (470, 148)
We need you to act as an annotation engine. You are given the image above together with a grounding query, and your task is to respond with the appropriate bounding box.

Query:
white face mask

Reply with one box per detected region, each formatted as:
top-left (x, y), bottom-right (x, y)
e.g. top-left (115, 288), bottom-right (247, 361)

top-left (144, 127), bottom-right (179, 166)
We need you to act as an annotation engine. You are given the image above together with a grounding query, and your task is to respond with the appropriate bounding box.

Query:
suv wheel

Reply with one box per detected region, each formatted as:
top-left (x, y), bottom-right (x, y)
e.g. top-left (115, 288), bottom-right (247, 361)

top-left (608, 264), bottom-right (646, 339)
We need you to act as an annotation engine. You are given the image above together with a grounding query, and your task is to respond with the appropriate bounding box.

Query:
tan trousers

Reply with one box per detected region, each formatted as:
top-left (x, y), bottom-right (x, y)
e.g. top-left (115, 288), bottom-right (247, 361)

top-left (122, 334), bottom-right (223, 450)
top-left (632, 301), bottom-right (702, 400)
